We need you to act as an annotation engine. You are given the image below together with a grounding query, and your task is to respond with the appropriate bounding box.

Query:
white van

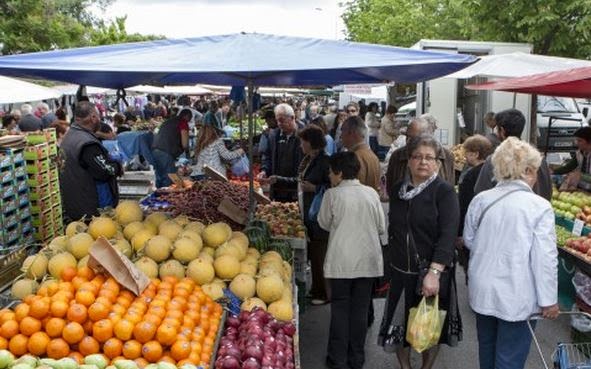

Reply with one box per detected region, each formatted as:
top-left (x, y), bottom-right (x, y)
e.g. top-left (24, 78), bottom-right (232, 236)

top-left (537, 96), bottom-right (587, 153)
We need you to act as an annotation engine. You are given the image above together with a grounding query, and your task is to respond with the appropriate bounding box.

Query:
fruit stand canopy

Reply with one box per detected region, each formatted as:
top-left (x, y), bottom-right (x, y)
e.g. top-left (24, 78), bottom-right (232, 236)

top-left (0, 75), bottom-right (62, 104)
top-left (465, 66), bottom-right (591, 98)
top-left (0, 33), bottom-right (476, 89)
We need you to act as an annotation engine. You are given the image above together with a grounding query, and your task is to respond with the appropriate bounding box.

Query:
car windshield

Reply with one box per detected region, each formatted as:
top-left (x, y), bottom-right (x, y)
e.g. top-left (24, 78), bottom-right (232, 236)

top-left (538, 95), bottom-right (578, 113)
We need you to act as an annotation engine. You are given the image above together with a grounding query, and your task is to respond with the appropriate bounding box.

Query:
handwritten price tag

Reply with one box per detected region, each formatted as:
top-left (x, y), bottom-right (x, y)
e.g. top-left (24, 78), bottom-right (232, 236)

top-left (573, 219), bottom-right (585, 236)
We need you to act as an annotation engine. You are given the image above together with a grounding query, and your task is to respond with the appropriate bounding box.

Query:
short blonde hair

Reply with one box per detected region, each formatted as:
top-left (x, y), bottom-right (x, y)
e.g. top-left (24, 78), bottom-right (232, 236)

top-left (492, 137), bottom-right (542, 182)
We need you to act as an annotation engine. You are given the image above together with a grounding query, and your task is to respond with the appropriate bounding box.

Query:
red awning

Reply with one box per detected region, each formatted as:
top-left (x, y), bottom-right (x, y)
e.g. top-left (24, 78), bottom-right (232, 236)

top-left (466, 66), bottom-right (591, 98)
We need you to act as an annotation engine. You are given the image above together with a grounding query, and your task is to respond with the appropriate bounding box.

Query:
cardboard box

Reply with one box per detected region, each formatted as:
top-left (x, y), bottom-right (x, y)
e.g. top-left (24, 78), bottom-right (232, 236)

top-left (30, 196), bottom-right (52, 214)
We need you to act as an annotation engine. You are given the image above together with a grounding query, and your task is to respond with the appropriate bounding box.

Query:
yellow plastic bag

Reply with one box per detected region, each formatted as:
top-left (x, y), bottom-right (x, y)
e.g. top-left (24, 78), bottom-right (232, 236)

top-left (406, 295), bottom-right (447, 353)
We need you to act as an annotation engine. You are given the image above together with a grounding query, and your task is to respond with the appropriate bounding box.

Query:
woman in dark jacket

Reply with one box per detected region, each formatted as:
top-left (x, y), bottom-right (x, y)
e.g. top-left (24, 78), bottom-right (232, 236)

top-left (272, 126), bottom-right (330, 304)
top-left (378, 135), bottom-right (461, 369)
top-left (456, 135), bottom-right (492, 275)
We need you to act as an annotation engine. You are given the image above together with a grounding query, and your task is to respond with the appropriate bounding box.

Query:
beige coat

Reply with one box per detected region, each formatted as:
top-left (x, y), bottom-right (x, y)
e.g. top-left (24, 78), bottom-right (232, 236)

top-left (318, 179), bottom-right (386, 278)
top-left (378, 115), bottom-right (399, 146)
top-left (352, 143), bottom-right (381, 192)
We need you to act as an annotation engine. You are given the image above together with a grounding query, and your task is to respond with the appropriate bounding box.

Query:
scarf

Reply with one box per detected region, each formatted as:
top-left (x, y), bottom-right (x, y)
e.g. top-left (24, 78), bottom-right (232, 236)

top-left (398, 173), bottom-right (438, 200)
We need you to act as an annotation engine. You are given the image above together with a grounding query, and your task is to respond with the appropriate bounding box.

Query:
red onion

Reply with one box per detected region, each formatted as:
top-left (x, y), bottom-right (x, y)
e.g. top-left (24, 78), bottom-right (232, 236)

top-left (261, 355), bottom-right (274, 367)
top-left (227, 316), bottom-right (241, 328)
top-left (282, 323), bottom-right (296, 336)
top-left (243, 345), bottom-right (264, 362)
top-left (242, 358), bottom-right (261, 369)
top-left (263, 336), bottom-right (276, 352)
top-left (217, 356), bottom-right (240, 369)
top-left (240, 311), bottom-right (250, 322)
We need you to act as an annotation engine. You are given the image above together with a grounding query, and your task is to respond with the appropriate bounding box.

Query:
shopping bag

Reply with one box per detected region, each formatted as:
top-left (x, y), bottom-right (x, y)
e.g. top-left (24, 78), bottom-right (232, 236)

top-left (231, 155), bottom-right (250, 177)
top-left (307, 185), bottom-right (326, 222)
top-left (406, 295), bottom-right (447, 353)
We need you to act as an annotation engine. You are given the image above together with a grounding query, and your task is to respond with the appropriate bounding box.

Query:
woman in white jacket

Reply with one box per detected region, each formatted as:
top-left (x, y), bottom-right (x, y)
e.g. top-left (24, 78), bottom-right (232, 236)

top-left (463, 137), bottom-right (559, 369)
top-left (318, 151), bottom-right (386, 369)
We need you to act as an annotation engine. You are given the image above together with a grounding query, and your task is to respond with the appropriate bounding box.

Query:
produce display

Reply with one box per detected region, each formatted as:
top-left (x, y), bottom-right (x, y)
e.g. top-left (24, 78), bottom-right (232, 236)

top-left (2, 267), bottom-right (222, 367)
top-left (551, 189), bottom-right (591, 222)
top-left (255, 204), bottom-right (305, 239)
top-left (556, 225), bottom-right (572, 247)
top-left (563, 233), bottom-right (591, 259)
top-left (215, 308), bottom-right (296, 369)
top-left (156, 181), bottom-right (249, 229)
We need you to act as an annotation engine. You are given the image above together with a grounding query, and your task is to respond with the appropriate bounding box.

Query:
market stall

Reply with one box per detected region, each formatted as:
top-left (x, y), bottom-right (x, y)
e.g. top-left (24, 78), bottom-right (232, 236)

top-left (0, 33), bottom-right (477, 368)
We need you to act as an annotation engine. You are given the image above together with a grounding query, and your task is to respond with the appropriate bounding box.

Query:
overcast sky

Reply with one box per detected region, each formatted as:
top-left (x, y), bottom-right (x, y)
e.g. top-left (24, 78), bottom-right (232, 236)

top-left (95, 0), bottom-right (347, 40)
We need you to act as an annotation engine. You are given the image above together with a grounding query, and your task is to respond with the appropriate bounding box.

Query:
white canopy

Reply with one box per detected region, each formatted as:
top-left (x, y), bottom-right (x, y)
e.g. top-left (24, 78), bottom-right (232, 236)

top-left (52, 84), bottom-right (115, 96)
top-left (446, 52), bottom-right (591, 79)
top-left (126, 85), bottom-right (213, 95)
top-left (0, 75), bottom-right (62, 104)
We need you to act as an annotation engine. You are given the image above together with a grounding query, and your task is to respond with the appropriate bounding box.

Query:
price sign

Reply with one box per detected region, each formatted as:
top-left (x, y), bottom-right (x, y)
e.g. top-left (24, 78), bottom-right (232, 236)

top-left (573, 219), bottom-right (585, 236)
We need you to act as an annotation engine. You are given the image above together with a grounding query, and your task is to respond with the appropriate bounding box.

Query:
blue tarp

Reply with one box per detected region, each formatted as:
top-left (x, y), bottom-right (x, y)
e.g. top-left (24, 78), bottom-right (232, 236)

top-left (0, 33), bottom-right (476, 88)
top-left (116, 131), bottom-right (155, 165)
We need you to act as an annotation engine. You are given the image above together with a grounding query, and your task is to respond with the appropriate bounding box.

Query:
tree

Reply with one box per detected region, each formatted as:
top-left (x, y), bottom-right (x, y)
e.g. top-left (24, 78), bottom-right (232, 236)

top-left (0, 0), bottom-right (162, 55)
top-left (342, 0), bottom-right (591, 58)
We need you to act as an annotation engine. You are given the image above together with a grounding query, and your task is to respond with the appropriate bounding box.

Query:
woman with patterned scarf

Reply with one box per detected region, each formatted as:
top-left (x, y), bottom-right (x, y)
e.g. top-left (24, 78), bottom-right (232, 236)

top-left (378, 134), bottom-right (462, 369)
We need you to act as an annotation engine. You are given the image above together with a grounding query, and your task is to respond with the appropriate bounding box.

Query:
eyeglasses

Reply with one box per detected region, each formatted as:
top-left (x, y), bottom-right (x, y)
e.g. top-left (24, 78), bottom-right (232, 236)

top-left (410, 155), bottom-right (437, 163)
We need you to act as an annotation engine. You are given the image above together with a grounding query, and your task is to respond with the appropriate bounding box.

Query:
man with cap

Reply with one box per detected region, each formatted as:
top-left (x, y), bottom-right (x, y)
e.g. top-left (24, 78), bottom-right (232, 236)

top-left (552, 126), bottom-right (591, 189)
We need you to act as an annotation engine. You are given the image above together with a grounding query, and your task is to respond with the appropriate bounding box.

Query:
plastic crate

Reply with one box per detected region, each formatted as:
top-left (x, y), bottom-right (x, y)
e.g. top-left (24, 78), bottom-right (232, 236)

top-left (49, 144), bottom-right (58, 157)
top-left (30, 196), bottom-right (52, 214)
top-left (1, 224), bottom-right (20, 245)
top-left (24, 143), bottom-right (50, 161)
top-left (0, 155), bottom-right (12, 170)
top-left (1, 184), bottom-right (15, 199)
top-left (1, 196), bottom-right (17, 214)
top-left (0, 170), bottom-right (13, 185)
top-left (18, 203), bottom-right (31, 220)
top-left (50, 179), bottom-right (59, 194)
top-left (15, 180), bottom-right (28, 194)
top-left (26, 159), bottom-right (50, 174)
top-left (31, 208), bottom-right (52, 228)
top-left (27, 171), bottom-right (50, 187)
top-left (25, 128), bottom-right (56, 145)
top-left (50, 191), bottom-right (60, 206)
top-left (0, 211), bottom-right (18, 230)
top-left (29, 183), bottom-right (50, 201)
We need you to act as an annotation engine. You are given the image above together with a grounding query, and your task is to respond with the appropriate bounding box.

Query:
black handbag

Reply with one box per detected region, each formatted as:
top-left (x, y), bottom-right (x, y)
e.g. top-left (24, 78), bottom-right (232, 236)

top-left (407, 220), bottom-right (451, 299)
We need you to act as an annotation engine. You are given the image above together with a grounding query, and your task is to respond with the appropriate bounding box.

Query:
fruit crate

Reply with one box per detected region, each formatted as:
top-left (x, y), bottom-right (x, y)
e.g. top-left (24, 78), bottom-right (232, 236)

top-left (0, 154), bottom-right (12, 170)
top-left (1, 224), bottom-right (20, 245)
top-left (49, 166), bottom-right (59, 181)
top-left (276, 236), bottom-right (307, 250)
top-left (49, 143), bottom-right (58, 157)
top-left (34, 223), bottom-right (55, 242)
top-left (50, 178), bottom-right (59, 194)
top-left (52, 205), bottom-right (62, 224)
top-left (50, 191), bottom-right (60, 206)
top-left (26, 158), bottom-right (50, 174)
top-left (24, 143), bottom-right (50, 161)
top-left (1, 210), bottom-right (19, 230)
top-left (14, 166), bottom-right (27, 181)
top-left (17, 193), bottom-right (29, 208)
top-left (25, 128), bottom-right (56, 145)
top-left (27, 171), bottom-right (50, 187)
top-left (31, 208), bottom-right (52, 228)
top-left (30, 196), bottom-right (52, 214)
top-left (1, 183), bottom-right (15, 199)
top-left (0, 195), bottom-right (17, 214)
top-left (0, 169), bottom-right (14, 185)
top-left (15, 179), bottom-right (28, 194)
top-left (18, 203), bottom-right (31, 220)
top-left (29, 183), bottom-right (51, 201)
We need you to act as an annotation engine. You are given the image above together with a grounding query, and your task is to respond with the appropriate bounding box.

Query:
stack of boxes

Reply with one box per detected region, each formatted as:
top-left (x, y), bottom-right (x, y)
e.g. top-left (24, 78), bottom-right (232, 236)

top-left (0, 148), bottom-right (34, 249)
top-left (25, 129), bottom-right (63, 243)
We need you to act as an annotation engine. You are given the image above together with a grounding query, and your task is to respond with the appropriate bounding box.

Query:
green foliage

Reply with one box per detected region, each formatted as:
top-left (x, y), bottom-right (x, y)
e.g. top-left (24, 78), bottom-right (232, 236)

top-left (0, 0), bottom-right (163, 55)
top-left (343, 0), bottom-right (591, 58)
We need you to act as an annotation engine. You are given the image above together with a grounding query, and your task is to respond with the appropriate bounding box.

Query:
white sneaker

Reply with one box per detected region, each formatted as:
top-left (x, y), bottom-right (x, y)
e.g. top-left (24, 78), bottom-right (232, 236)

top-left (311, 299), bottom-right (327, 305)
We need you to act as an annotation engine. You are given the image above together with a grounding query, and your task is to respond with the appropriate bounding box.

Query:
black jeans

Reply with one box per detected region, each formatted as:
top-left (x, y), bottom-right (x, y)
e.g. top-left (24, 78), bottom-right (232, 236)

top-left (327, 278), bottom-right (374, 369)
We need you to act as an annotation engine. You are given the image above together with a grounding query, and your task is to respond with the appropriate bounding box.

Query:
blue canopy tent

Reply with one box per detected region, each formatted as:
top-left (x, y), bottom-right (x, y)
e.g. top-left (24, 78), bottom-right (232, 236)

top-left (0, 33), bottom-right (477, 217)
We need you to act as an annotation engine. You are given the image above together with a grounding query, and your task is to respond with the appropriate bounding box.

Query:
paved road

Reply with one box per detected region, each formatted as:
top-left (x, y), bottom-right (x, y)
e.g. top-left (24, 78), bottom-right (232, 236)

top-left (299, 267), bottom-right (572, 369)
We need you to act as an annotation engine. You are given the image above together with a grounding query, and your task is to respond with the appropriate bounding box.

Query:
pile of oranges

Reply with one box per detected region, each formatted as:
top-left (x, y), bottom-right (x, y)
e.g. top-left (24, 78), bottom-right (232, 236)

top-left (0, 266), bottom-right (223, 368)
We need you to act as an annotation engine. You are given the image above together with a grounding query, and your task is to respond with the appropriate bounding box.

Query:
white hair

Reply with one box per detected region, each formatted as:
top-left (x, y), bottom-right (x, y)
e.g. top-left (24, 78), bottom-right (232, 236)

top-left (419, 113), bottom-right (438, 134)
top-left (36, 102), bottom-right (49, 112)
top-left (274, 103), bottom-right (295, 118)
top-left (20, 104), bottom-right (33, 115)
top-left (409, 117), bottom-right (430, 135)
top-left (492, 137), bottom-right (542, 182)
top-left (10, 109), bottom-right (21, 117)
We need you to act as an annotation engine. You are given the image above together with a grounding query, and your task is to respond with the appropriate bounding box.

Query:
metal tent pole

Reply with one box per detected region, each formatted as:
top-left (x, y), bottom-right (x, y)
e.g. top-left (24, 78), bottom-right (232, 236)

top-left (247, 80), bottom-right (255, 222)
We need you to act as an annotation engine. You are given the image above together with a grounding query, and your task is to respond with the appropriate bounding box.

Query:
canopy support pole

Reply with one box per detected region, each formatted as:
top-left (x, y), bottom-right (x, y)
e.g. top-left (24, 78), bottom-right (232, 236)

top-left (247, 80), bottom-right (255, 222)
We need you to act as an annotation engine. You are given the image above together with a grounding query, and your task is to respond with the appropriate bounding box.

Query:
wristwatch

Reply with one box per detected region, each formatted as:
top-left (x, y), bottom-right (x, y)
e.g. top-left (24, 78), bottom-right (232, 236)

top-left (428, 267), bottom-right (442, 276)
